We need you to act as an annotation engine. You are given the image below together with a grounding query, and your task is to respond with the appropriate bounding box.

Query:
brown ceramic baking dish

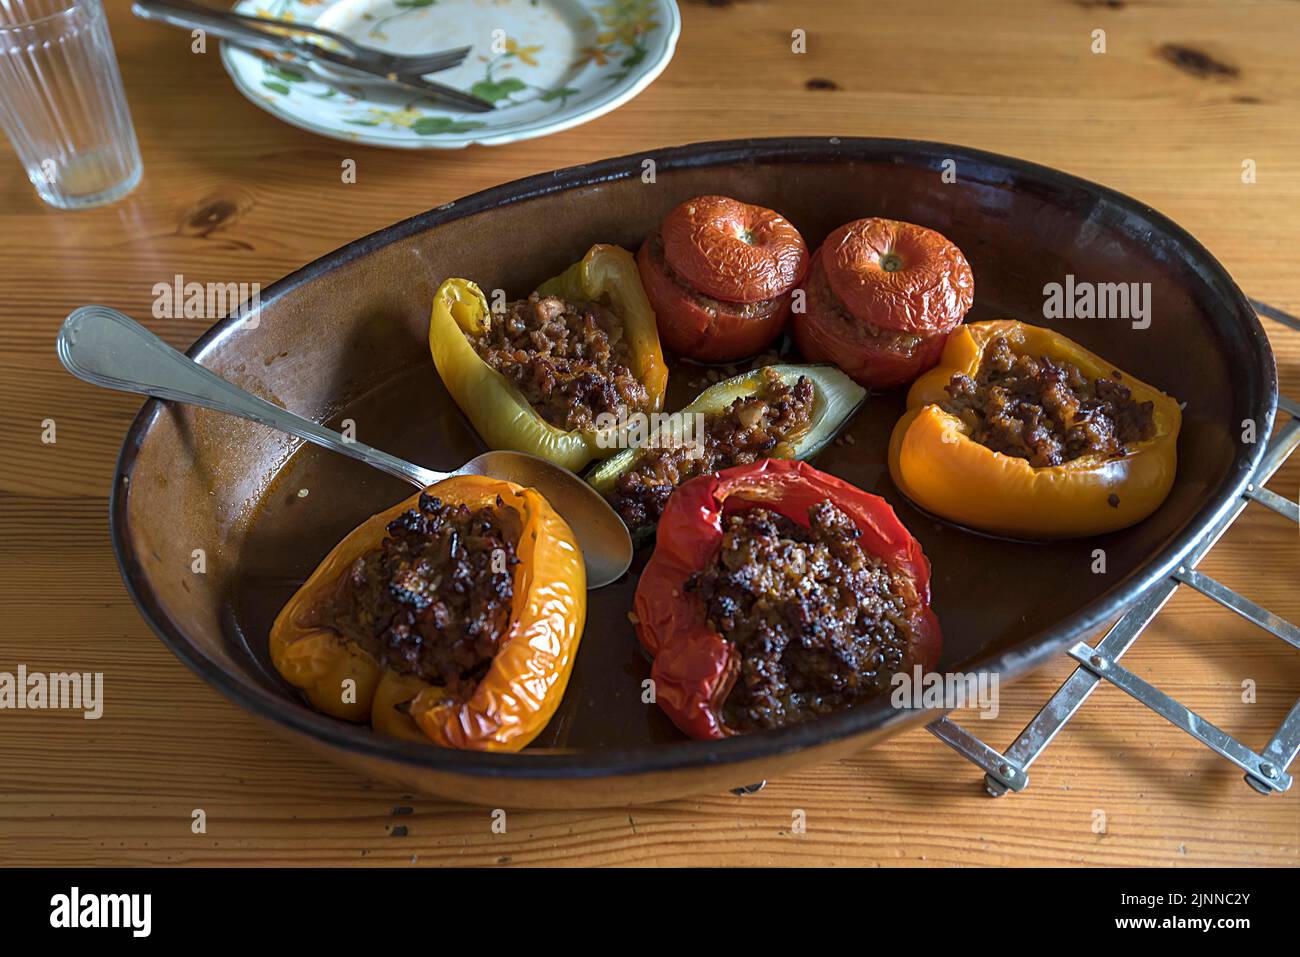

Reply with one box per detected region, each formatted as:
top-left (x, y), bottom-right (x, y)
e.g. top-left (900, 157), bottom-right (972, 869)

top-left (109, 138), bottom-right (1276, 807)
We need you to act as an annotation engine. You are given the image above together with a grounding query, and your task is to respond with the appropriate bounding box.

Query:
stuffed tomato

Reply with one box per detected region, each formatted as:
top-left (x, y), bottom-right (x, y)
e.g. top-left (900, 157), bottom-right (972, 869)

top-left (638, 195), bottom-right (809, 362)
top-left (794, 218), bottom-right (973, 390)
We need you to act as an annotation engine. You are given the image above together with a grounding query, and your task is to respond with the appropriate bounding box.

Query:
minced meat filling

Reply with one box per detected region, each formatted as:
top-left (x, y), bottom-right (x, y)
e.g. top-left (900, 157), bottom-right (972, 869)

top-left (941, 333), bottom-right (1156, 468)
top-left (469, 293), bottom-right (650, 432)
top-left (686, 500), bottom-right (914, 732)
top-left (323, 493), bottom-right (519, 700)
top-left (607, 367), bottom-right (815, 528)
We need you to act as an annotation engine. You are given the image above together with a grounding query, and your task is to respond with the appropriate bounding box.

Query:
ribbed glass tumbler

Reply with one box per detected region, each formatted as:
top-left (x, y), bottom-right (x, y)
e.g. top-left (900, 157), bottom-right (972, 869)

top-left (0, 0), bottom-right (142, 210)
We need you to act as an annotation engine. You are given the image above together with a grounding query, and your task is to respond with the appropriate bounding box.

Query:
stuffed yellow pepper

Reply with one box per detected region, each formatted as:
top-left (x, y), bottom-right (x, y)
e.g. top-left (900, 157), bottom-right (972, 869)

top-left (270, 475), bottom-right (586, 751)
top-left (889, 320), bottom-right (1181, 538)
top-left (430, 244), bottom-right (668, 472)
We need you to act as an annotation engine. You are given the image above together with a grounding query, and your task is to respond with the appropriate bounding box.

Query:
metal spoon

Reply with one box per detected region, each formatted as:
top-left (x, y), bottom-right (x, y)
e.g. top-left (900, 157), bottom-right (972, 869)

top-left (56, 306), bottom-right (633, 588)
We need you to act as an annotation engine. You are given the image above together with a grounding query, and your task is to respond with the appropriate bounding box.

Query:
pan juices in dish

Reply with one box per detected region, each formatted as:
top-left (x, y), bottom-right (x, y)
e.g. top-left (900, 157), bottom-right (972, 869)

top-left (889, 320), bottom-right (1182, 538)
top-left (270, 475), bottom-right (586, 752)
top-left (429, 244), bottom-right (668, 472)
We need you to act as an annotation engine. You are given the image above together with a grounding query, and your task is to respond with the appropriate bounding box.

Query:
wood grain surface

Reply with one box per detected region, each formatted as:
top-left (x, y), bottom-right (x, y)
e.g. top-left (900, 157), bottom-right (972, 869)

top-left (1, 0), bottom-right (1298, 867)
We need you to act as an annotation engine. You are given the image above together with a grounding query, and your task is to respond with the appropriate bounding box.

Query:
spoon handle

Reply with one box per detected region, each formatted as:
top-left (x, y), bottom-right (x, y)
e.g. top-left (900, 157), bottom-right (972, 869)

top-left (57, 306), bottom-right (444, 490)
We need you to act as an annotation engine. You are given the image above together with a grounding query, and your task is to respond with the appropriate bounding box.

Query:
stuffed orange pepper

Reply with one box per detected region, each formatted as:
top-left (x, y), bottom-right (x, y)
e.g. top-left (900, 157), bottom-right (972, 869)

top-left (270, 475), bottom-right (586, 751)
top-left (889, 320), bottom-right (1181, 539)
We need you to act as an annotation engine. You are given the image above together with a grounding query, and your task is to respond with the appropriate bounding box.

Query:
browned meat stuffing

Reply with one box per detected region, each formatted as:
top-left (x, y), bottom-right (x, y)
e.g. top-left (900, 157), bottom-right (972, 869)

top-left (685, 501), bottom-right (914, 732)
top-left (607, 367), bottom-right (814, 528)
top-left (941, 334), bottom-right (1156, 467)
top-left (323, 493), bottom-right (519, 700)
top-left (469, 293), bottom-right (650, 432)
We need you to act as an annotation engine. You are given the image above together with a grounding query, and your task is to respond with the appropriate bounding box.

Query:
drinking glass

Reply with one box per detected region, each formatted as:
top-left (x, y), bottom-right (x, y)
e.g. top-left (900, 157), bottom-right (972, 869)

top-left (0, 0), bottom-right (143, 209)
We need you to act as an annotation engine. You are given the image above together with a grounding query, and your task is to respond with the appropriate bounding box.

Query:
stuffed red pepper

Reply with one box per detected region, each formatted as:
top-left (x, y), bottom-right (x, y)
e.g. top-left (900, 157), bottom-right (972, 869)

top-left (632, 458), bottom-right (942, 738)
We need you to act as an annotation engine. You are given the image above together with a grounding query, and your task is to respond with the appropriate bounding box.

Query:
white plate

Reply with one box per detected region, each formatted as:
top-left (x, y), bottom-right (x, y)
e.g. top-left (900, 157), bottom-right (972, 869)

top-left (220, 0), bottom-right (680, 149)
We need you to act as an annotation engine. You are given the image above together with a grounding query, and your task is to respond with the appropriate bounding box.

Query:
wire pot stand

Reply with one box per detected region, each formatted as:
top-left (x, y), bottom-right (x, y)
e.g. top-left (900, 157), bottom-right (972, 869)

top-left (929, 301), bottom-right (1300, 798)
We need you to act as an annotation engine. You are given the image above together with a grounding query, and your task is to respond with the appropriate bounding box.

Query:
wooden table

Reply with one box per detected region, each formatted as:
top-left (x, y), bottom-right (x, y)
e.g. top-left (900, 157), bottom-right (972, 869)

top-left (1, 0), bottom-right (1296, 867)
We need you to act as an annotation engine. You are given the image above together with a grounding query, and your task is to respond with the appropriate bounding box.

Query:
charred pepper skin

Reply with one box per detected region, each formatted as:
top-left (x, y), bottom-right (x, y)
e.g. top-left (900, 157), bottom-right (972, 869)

top-left (633, 458), bottom-right (942, 740)
top-left (888, 320), bottom-right (1182, 539)
top-left (270, 474), bottom-right (586, 752)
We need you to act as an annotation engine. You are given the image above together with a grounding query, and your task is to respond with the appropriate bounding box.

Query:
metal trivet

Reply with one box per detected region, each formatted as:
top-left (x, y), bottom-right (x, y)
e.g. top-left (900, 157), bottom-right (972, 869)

top-left (929, 302), bottom-right (1300, 797)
